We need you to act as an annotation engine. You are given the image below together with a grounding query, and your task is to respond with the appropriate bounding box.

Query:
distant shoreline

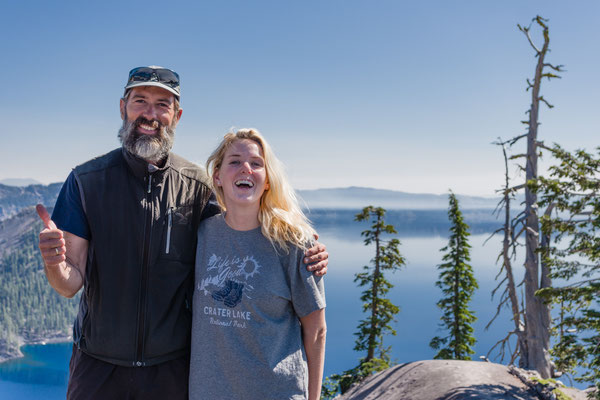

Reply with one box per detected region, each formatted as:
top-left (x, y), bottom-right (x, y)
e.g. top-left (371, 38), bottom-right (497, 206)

top-left (0, 333), bottom-right (71, 364)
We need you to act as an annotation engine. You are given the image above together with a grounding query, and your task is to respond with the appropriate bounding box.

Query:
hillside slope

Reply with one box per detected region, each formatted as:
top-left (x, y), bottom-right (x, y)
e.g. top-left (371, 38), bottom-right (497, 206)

top-left (0, 207), bottom-right (78, 362)
top-left (0, 183), bottom-right (62, 220)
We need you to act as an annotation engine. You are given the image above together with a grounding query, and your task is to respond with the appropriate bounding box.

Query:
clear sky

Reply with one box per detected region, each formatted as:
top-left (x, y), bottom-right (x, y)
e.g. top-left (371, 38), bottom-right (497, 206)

top-left (1, 0), bottom-right (598, 196)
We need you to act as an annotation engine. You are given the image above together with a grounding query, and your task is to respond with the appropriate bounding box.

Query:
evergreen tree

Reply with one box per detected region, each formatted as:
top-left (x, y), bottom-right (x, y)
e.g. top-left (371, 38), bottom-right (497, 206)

top-left (322, 206), bottom-right (405, 397)
top-left (353, 206), bottom-right (405, 363)
top-left (534, 145), bottom-right (600, 397)
top-left (430, 192), bottom-right (478, 360)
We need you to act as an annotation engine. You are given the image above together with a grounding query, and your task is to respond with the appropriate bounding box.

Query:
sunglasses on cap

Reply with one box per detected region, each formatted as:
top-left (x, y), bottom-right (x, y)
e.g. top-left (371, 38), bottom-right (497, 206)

top-left (125, 67), bottom-right (180, 98)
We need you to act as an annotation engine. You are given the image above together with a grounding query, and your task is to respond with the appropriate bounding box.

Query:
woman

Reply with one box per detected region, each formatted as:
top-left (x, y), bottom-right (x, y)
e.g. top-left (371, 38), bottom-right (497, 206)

top-left (189, 129), bottom-right (327, 400)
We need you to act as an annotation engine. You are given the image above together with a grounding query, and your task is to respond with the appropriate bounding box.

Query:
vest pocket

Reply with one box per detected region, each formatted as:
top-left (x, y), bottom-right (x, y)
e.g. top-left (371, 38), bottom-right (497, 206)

top-left (159, 205), bottom-right (196, 263)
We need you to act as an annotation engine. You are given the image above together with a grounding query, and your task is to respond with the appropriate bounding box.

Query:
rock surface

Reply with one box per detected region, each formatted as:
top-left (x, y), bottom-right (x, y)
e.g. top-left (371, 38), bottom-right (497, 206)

top-left (335, 360), bottom-right (591, 400)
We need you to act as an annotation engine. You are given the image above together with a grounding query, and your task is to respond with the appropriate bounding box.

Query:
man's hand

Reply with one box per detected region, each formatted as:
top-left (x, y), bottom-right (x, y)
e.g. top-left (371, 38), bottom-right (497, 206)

top-left (36, 204), bottom-right (87, 298)
top-left (37, 204), bottom-right (66, 266)
top-left (304, 234), bottom-right (328, 277)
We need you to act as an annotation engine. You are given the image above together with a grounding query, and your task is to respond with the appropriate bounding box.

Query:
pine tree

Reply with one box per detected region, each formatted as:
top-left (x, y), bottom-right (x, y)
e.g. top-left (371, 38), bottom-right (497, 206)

top-left (430, 192), bottom-right (478, 360)
top-left (534, 145), bottom-right (600, 397)
top-left (322, 206), bottom-right (405, 397)
top-left (353, 206), bottom-right (405, 363)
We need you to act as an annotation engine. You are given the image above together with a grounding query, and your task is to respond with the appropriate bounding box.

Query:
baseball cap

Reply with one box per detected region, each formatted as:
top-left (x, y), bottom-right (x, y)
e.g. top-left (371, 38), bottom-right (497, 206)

top-left (124, 66), bottom-right (180, 98)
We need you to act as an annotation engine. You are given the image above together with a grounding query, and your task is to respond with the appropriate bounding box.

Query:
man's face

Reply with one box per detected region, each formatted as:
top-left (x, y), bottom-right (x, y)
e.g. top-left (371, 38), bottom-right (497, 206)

top-left (118, 86), bottom-right (183, 164)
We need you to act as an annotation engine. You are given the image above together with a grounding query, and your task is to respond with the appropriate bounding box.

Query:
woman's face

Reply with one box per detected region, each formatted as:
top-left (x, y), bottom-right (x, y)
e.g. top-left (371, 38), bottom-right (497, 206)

top-left (215, 139), bottom-right (268, 211)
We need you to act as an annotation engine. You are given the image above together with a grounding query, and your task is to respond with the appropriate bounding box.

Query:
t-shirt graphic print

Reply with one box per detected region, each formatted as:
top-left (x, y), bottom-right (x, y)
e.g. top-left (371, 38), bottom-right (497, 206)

top-left (199, 254), bottom-right (262, 328)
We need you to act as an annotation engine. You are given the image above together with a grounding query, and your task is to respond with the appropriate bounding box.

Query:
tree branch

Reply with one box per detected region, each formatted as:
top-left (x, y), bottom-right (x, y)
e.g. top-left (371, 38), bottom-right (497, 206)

top-left (508, 134), bottom-right (528, 146)
top-left (543, 63), bottom-right (564, 72)
top-left (518, 23), bottom-right (541, 53)
top-left (536, 141), bottom-right (554, 151)
top-left (539, 96), bottom-right (554, 109)
top-left (510, 154), bottom-right (527, 160)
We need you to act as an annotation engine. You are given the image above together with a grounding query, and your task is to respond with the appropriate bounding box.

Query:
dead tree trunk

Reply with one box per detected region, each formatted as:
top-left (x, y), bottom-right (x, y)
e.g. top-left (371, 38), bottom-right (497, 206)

top-left (501, 142), bottom-right (528, 366)
top-left (519, 16), bottom-right (561, 378)
top-left (538, 204), bottom-right (555, 363)
top-left (487, 139), bottom-right (527, 366)
top-left (366, 214), bottom-right (382, 363)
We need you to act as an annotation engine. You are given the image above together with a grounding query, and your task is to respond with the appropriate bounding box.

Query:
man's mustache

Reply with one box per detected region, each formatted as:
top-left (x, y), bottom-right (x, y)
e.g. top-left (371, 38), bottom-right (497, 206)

top-left (134, 117), bottom-right (162, 131)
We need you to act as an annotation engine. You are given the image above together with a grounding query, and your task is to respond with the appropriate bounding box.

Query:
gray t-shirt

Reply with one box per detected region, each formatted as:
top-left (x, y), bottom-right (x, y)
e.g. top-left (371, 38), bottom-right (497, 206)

top-left (189, 214), bottom-right (326, 400)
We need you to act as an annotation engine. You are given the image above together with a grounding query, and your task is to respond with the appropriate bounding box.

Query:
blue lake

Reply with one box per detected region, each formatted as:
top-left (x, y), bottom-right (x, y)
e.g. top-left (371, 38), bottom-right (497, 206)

top-left (0, 213), bottom-right (589, 398)
top-left (0, 343), bottom-right (71, 399)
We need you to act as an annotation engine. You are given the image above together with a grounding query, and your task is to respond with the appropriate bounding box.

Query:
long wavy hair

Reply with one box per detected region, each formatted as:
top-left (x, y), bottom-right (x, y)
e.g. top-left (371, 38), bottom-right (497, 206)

top-left (207, 128), bottom-right (316, 252)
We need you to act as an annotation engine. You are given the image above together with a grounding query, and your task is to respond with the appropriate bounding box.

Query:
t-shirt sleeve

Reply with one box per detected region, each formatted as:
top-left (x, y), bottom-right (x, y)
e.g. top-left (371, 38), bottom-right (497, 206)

top-left (200, 192), bottom-right (221, 222)
top-left (51, 171), bottom-right (91, 240)
top-left (288, 245), bottom-right (326, 318)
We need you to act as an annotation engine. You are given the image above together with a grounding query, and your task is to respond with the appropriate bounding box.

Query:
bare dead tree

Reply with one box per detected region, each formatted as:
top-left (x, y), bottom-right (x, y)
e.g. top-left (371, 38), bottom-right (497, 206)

top-left (486, 138), bottom-right (527, 366)
top-left (504, 15), bottom-right (564, 378)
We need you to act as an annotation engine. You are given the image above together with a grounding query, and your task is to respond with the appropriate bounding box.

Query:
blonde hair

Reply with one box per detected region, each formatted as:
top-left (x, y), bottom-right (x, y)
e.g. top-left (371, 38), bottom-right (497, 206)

top-left (207, 128), bottom-right (316, 252)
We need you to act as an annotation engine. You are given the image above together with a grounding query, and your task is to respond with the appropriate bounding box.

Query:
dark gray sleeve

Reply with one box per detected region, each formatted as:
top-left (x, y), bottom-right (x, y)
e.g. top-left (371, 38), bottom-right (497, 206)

top-left (200, 191), bottom-right (221, 222)
top-left (288, 245), bottom-right (326, 318)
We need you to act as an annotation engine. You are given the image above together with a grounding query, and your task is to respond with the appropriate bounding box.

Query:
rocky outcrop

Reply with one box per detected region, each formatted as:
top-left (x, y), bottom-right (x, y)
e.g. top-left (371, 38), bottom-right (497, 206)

top-left (0, 336), bottom-right (23, 363)
top-left (335, 360), bottom-right (593, 400)
top-left (0, 332), bottom-right (71, 364)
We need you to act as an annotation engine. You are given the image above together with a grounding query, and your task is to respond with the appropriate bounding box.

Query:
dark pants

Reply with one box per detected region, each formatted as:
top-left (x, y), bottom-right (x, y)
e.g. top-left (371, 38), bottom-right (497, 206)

top-left (66, 345), bottom-right (189, 400)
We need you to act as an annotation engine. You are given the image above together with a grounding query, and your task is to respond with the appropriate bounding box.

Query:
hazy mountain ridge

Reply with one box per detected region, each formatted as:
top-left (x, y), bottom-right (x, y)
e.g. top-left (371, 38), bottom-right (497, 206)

top-left (0, 178), bottom-right (42, 187)
top-left (0, 183), bottom-right (62, 221)
top-left (298, 186), bottom-right (506, 210)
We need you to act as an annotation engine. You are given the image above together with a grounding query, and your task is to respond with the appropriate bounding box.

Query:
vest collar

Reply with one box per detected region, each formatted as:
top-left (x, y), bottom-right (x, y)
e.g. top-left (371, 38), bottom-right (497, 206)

top-left (122, 147), bottom-right (173, 178)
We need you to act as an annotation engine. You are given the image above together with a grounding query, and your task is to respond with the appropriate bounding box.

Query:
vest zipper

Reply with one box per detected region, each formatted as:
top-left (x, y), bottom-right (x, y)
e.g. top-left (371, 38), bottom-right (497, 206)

top-left (166, 207), bottom-right (172, 254)
top-left (135, 173), bottom-right (153, 367)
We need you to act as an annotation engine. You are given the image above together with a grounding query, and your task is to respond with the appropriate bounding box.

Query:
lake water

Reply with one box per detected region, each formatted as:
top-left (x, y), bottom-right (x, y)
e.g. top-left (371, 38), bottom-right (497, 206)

top-left (0, 212), bottom-right (588, 398)
top-left (0, 343), bottom-right (71, 399)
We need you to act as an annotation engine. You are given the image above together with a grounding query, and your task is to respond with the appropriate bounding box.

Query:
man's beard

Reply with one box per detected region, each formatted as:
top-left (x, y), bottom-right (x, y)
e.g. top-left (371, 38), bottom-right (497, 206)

top-left (118, 112), bottom-right (176, 164)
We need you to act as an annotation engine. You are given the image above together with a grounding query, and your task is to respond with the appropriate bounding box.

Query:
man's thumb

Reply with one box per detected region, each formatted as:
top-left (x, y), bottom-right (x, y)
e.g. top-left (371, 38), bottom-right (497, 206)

top-left (36, 204), bottom-right (57, 230)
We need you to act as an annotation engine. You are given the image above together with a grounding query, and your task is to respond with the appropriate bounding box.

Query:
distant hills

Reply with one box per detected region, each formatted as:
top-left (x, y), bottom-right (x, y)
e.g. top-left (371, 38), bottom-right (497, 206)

top-left (0, 178), bottom-right (42, 187)
top-left (298, 186), bottom-right (503, 210)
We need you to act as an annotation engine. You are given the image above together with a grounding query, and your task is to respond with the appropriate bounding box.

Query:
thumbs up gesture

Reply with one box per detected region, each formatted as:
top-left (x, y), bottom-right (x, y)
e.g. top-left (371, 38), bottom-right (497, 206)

top-left (36, 204), bottom-right (66, 267)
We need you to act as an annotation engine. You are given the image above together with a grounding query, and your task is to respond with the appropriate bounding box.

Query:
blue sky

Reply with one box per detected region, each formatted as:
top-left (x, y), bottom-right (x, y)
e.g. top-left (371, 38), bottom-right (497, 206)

top-left (1, 0), bottom-right (598, 196)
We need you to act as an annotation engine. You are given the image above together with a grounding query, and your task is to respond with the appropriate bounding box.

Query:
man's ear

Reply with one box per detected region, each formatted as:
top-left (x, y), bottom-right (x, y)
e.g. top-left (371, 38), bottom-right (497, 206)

top-left (175, 108), bottom-right (183, 123)
top-left (119, 98), bottom-right (126, 120)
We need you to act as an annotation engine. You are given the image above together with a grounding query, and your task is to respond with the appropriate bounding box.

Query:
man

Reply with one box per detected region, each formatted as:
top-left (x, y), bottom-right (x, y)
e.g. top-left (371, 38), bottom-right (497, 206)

top-left (36, 66), bottom-right (328, 399)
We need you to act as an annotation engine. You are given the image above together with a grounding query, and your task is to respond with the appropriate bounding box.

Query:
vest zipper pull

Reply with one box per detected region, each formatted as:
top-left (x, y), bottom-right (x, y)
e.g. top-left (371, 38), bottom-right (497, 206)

top-left (166, 208), bottom-right (172, 254)
top-left (147, 174), bottom-right (152, 194)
